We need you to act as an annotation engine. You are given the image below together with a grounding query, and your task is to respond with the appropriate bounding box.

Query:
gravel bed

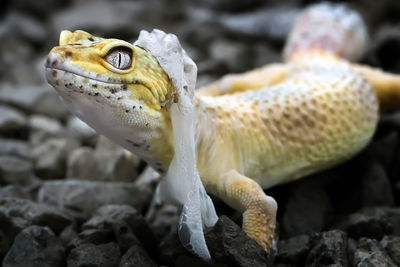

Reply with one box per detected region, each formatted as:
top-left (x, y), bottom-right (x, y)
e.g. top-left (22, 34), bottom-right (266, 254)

top-left (1, 0), bottom-right (400, 266)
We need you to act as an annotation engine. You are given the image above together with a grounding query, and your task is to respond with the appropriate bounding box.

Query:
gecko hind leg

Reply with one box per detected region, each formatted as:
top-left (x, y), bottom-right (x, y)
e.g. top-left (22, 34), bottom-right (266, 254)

top-left (211, 169), bottom-right (277, 252)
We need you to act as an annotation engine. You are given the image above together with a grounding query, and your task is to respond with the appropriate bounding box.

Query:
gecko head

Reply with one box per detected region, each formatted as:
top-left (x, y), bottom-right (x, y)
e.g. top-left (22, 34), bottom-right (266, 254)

top-left (46, 30), bottom-right (173, 112)
top-left (45, 30), bottom-right (174, 160)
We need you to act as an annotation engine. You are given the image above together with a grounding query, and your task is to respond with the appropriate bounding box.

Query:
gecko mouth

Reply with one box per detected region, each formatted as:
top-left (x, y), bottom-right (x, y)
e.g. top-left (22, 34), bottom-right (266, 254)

top-left (45, 66), bottom-right (125, 85)
top-left (45, 67), bottom-right (130, 98)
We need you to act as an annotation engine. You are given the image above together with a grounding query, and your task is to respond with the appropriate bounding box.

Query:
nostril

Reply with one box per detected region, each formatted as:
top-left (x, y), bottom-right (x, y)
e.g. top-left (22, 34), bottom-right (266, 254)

top-left (65, 51), bottom-right (72, 59)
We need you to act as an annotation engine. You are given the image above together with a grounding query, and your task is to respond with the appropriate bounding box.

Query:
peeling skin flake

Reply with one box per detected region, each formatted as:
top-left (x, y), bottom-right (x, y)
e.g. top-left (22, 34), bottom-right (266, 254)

top-left (134, 29), bottom-right (218, 260)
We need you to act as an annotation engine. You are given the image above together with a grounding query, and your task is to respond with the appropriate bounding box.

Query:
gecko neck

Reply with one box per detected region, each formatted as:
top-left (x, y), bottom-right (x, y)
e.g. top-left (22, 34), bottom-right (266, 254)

top-left (139, 95), bottom-right (209, 175)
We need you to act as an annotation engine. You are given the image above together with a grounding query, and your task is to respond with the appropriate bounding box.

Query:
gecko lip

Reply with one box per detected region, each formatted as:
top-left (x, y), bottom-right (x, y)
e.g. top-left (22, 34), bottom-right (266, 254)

top-left (45, 67), bottom-right (132, 104)
top-left (45, 66), bottom-right (125, 85)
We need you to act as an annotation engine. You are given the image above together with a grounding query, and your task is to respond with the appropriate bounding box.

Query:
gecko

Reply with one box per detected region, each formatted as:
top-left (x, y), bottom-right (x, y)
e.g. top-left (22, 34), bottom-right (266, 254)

top-left (45, 2), bottom-right (400, 261)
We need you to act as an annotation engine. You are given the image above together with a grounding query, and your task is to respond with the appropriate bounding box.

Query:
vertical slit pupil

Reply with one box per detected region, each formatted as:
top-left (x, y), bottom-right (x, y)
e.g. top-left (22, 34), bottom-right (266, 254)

top-left (118, 52), bottom-right (121, 68)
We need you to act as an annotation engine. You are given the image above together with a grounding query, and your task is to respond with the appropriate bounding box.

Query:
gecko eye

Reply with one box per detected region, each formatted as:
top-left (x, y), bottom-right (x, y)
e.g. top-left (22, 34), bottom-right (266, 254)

top-left (105, 47), bottom-right (132, 69)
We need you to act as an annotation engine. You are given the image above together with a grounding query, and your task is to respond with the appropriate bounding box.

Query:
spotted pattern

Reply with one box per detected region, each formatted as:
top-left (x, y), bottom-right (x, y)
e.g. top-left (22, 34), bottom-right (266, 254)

top-left (195, 54), bottom-right (378, 188)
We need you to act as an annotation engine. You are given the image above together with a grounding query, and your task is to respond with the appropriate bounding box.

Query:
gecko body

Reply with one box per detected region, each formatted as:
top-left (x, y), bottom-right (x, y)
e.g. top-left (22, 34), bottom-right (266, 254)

top-left (46, 3), bottom-right (400, 259)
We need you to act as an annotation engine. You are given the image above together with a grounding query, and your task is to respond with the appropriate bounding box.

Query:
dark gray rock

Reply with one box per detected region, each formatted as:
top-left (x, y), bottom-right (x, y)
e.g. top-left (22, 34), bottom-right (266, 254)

top-left (218, 6), bottom-right (300, 42)
top-left (353, 238), bottom-right (397, 267)
top-left (10, 0), bottom-right (68, 17)
top-left (276, 234), bottom-right (311, 264)
top-left (193, 0), bottom-right (265, 11)
top-left (32, 137), bottom-right (78, 179)
top-left (208, 38), bottom-right (253, 73)
top-left (334, 207), bottom-right (392, 240)
top-left (380, 235), bottom-right (400, 265)
top-left (0, 105), bottom-right (27, 136)
top-left (361, 162), bottom-right (394, 207)
top-left (0, 85), bottom-right (69, 120)
top-left (94, 136), bottom-right (141, 182)
top-left (50, 1), bottom-right (162, 38)
top-left (362, 25), bottom-right (400, 73)
top-left (0, 197), bottom-right (71, 235)
top-left (0, 229), bottom-right (10, 262)
top-left (158, 231), bottom-right (191, 265)
top-left (38, 180), bottom-right (152, 220)
top-left (205, 215), bottom-right (269, 267)
top-left (175, 255), bottom-right (216, 267)
top-left (0, 185), bottom-right (31, 199)
top-left (253, 43), bottom-right (281, 67)
top-left (66, 147), bottom-right (97, 180)
top-left (59, 224), bottom-right (79, 248)
top-left (83, 204), bottom-right (157, 253)
top-left (282, 182), bottom-right (332, 237)
top-left (28, 115), bottom-right (64, 145)
top-left (79, 228), bottom-right (114, 245)
top-left (67, 242), bottom-right (121, 267)
top-left (306, 230), bottom-right (348, 267)
top-left (66, 116), bottom-right (97, 146)
top-left (197, 58), bottom-right (228, 76)
top-left (2, 226), bottom-right (65, 267)
top-left (0, 138), bottom-right (31, 159)
top-left (119, 243), bottom-right (158, 267)
top-left (365, 132), bottom-right (398, 175)
top-left (0, 209), bottom-right (22, 253)
top-left (28, 115), bottom-right (64, 137)
top-left (380, 207), bottom-right (400, 236)
top-left (145, 202), bottom-right (180, 240)
top-left (196, 74), bottom-right (218, 89)
top-left (0, 156), bottom-right (37, 186)
top-left (3, 12), bottom-right (46, 44)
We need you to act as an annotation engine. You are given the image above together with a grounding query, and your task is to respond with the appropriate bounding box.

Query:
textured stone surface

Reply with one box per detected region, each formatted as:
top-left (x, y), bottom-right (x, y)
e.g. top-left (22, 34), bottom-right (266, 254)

top-left (361, 161), bottom-right (394, 207)
top-left (306, 230), bottom-right (348, 267)
top-left (94, 136), bottom-right (141, 182)
top-left (334, 207), bottom-right (392, 240)
top-left (38, 180), bottom-right (152, 220)
top-left (0, 198), bottom-right (71, 235)
top-left (83, 204), bottom-right (157, 253)
top-left (0, 155), bottom-right (36, 186)
top-left (119, 243), bottom-right (158, 267)
top-left (218, 6), bottom-right (300, 41)
top-left (66, 147), bottom-right (97, 180)
top-left (0, 138), bottom-right (31, 159)
top-left (2, 226), bottom-right (65, 267)
top-left (353, 238), bottom-right (397, 267)
top-left (0, 185), bottom-right (31, 199)
top-left (380, 235), bottom-right (400, 266)
top-left (66, 116), bottom-right (97, 146)
top-left (276, 234), bottom-right (311, 264)
top-left (67, 242), bottom-right (121, 267)
top-left (0, 105), bottom-right (27, 136)
top-left (0, 86), bottom-right (69, 119)
top-left (205, 215), bottom-right (269, 267)
top-left (32, 138), bottom-right (78, 179)
top-left (282, 182), bottom-right (333, 238)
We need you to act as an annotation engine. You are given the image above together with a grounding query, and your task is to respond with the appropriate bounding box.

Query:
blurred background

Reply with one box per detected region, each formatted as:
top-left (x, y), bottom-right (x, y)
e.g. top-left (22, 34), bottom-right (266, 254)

top-left (1, 0), bottom-right (400, 266)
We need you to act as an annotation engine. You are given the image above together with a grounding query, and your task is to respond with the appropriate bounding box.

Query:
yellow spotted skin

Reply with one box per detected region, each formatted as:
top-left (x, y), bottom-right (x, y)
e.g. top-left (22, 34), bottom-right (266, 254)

top-left (46, 29), bottom-right (399, 254)
top-left (196, 56), bottom-right (378, 189)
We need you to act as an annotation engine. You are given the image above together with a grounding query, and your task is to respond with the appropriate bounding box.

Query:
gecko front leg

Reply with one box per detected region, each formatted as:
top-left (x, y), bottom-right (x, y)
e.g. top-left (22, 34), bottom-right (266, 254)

top-left (207, 170), bottom-right (277, 251)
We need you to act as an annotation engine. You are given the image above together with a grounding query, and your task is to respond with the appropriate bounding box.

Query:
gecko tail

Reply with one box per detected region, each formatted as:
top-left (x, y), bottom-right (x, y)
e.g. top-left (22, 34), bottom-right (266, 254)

top-left (284, 2), bottom-right (368, 62)
top-left (353, 64), bottom-right (400, 112)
